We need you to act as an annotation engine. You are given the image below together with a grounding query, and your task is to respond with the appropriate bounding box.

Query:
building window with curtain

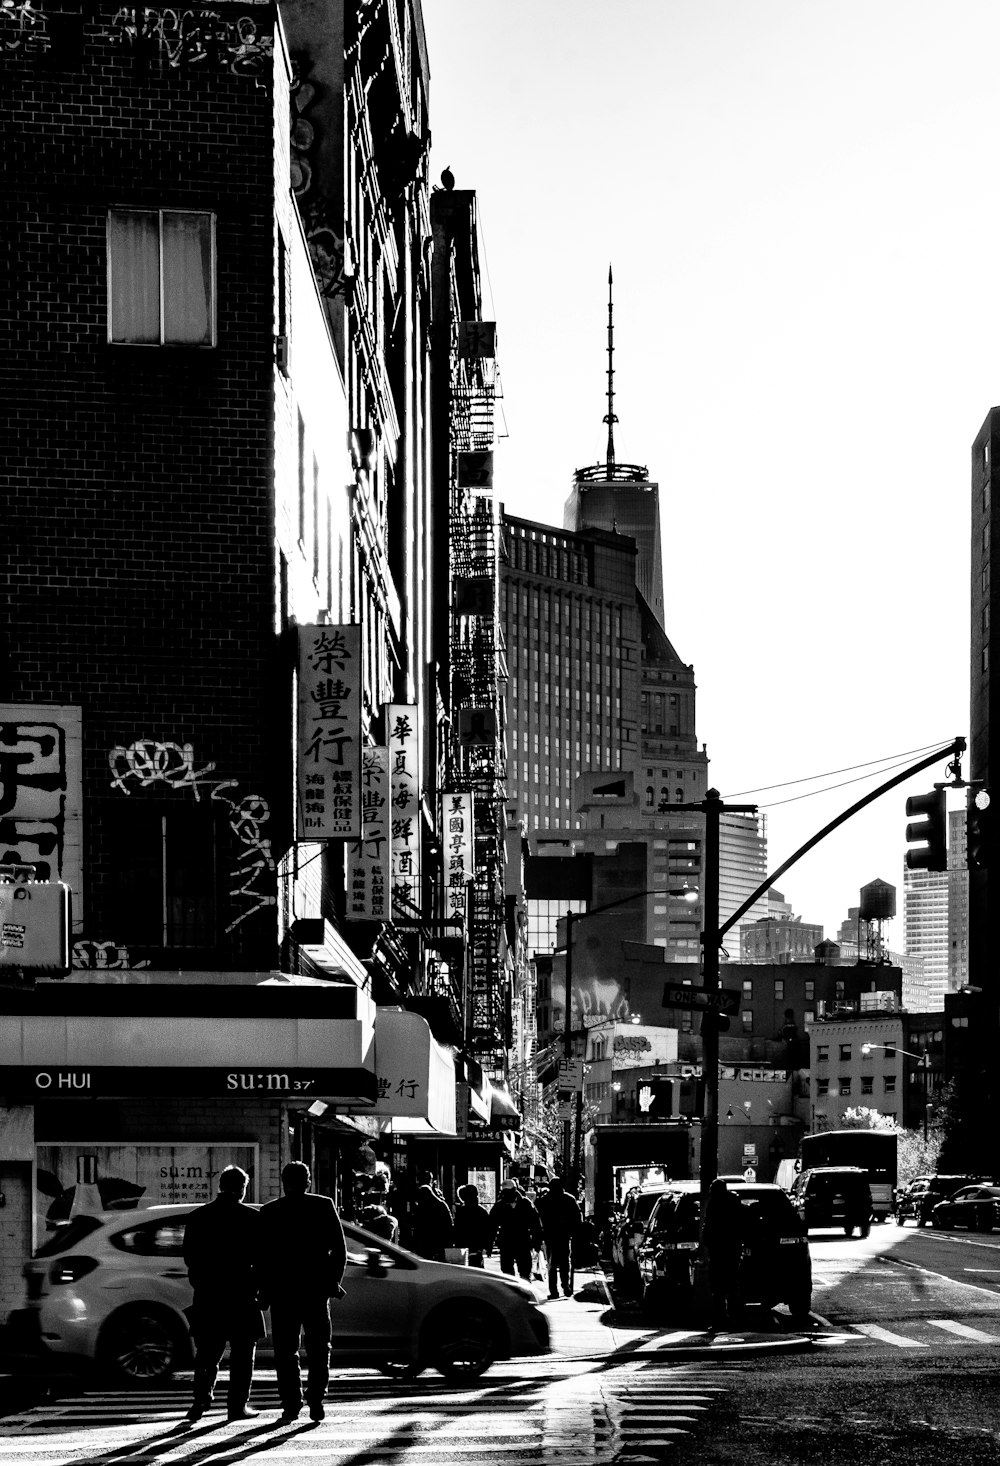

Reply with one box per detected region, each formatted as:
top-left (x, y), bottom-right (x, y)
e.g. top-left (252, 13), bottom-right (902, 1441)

top-left (108, 208), bottom-right (216, 346)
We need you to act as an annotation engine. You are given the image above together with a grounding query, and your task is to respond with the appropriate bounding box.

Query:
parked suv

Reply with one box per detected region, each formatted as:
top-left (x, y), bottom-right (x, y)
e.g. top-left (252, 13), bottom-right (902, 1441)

top-left (8, 1204), bottom-right (550, 1384)
top-left (896, 1175), bottom-right (991, 1227)
top-left (789, 1166), bottom-right (873, 1237)
top-left (636, 1182), bottom-right (811, 1323)
top-left (610, 1186), bottom-right (669, 1296)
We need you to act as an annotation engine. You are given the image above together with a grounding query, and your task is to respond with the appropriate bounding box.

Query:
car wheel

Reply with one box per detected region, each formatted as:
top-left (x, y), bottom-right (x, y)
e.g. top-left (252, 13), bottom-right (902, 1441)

top-left (843, 1224), bottom-right (854, 1237)
top-left (98, 1306), bottom-right (188, 1384)
top-left (374, 1357), bottom-right (426, 1380)
top-left (916, 1216), bottom-right (928, 1228)
top-left (425, 1305), bottom-right (499, 1381)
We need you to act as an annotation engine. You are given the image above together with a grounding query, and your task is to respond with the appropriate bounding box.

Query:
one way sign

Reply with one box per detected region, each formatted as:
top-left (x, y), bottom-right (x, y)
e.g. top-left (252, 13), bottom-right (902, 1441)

top-left (662, 984), bottom-right (740, 1015)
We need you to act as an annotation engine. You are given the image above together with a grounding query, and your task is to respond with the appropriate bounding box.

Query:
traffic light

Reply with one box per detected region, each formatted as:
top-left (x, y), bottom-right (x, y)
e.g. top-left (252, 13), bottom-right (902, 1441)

top-left (967, 789), bottom-right (993, 868)
top-left (905, 789), bottom-right (947, 871)
top-left (700, 1009), bottom-right (731, 1035)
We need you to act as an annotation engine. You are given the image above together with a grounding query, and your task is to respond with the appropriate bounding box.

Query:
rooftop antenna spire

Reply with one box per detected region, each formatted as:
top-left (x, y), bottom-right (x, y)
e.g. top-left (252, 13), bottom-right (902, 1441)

top-left (603, 264), bottom-right (617, 473)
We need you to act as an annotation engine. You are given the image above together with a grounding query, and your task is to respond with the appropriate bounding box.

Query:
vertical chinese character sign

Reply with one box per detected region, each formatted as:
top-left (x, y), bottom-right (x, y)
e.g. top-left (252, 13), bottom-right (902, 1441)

top-left (387, 704), bottom-right (421, 918)
top-left (346, 746), bottom-right (390, 921)
top-left (441, 792), bottom-right (474, 922)
top-left (296, 625), bottom-right (361, 839)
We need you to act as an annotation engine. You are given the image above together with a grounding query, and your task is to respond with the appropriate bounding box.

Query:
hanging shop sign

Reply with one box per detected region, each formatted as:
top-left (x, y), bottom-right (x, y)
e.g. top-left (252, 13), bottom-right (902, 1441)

top-left (457, 322), bottom-right (496, 359)
top-left (346, 746), bottom-right (390, 921)
top-left (457, 452), bottom-right (493, 489)
top-left (296, 624), bottom-right (362, 839)
top-left (441, 791), bottom-right (474, 922)
top-left (387, 705), bottom-right (421, 918)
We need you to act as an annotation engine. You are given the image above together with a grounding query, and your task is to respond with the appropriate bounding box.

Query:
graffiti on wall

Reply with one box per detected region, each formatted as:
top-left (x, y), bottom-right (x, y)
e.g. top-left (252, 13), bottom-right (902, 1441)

top-left (0, 0), bottom-right (51, 53)
top-left (0, 706), bottom-right (84, 926)
top-left (72, 940), bottom-right (150, 971)
top-left (106, 4), bottom-right (274, 76)
top-left (108, 739), bottom-right (275, 937)
top-left (289, 53), bottom-right (346, 301)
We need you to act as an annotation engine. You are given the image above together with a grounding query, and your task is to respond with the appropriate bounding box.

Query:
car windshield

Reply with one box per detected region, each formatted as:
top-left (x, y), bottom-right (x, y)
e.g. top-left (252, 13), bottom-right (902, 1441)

top-left (34, 1216), bottom-right (104, 1258)
top-left (733, 1190), bottom-right (802, 1230)
top-left (633, 1192), bottom-right (664, 1227)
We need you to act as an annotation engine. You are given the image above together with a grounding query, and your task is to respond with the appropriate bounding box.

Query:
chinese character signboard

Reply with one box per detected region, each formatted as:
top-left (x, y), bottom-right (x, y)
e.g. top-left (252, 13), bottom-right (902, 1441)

top-left (346, 746), bottom-right (390, 921)
top-left (387, 704), bottom-right (421, 918)
top-left (441, 791), bottom-right (474, 922)
top-left (0, 704), bottom-right (83, 928)
top-left (296, 625), bottom-right (361, 838)
top-left (457, 321), bottom-right (496, 359)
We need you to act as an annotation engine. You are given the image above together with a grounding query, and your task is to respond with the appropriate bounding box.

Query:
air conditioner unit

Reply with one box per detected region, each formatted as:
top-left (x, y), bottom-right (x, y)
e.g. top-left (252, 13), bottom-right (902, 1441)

top-left (275, 334), bottom-right (290, 376)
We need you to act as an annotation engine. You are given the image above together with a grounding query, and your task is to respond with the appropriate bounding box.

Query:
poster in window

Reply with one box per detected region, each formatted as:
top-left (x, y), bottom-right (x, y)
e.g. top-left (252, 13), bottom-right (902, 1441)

top-left (296, 625), bottom-right (361, 838)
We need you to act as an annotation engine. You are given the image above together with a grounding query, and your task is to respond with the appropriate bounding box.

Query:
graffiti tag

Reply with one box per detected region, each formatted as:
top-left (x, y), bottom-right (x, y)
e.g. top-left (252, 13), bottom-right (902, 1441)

top-left (0, 0), bottom-right (51, 55)
top-left (109, 740), bottom-right (217, 799)
top-left (107, 5), bottom-right (274, 76)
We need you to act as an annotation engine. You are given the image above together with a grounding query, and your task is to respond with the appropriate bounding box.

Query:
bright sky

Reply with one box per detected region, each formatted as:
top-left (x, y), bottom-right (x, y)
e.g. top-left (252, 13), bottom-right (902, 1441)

top-left (422, 1), bottom-right (990, 945)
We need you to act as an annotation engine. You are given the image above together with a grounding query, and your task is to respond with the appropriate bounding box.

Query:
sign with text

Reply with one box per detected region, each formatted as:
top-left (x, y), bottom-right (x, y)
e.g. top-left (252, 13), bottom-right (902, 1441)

top-left (4, 1067), bottom-right (363, 1098)
top-left (441, 791), bottom-right (474, 922)
top-left (296, 624), bottom-right (362, 838)
top-left (0, 704), bottom-right (83, 928)
top-left (663, 984), bottom-right (740, 1015)
top-left (346, 746), bottom-right (390, 921)
top-left (387, 705), bottom-right (421, 917)
top-left (556, 1057), bottom-right (584, 1091)
top-left (0, 882), bottom-right (70, 974)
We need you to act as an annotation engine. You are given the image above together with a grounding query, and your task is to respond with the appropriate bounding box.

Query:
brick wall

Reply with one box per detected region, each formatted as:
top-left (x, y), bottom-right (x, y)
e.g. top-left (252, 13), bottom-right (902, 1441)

top-left (3, 7), bottom-right (286, 966)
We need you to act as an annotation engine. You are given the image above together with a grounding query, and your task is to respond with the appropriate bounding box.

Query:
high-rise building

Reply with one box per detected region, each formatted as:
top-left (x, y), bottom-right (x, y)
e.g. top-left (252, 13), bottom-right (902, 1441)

top-left (948, 808), bottom-right (970, 992)
top-left (904, 867), bottom-right (951, 1010)
top-left (970, 409), bottom-right (997, 987)
top-left (719, 811), bottom-right (769, 958)
top-left (741, 889), bottom-right (823, 963)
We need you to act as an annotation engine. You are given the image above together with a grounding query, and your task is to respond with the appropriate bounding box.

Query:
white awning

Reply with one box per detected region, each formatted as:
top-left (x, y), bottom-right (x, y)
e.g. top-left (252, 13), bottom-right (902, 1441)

top-left (364, 1009), bottom-right (456, 1135)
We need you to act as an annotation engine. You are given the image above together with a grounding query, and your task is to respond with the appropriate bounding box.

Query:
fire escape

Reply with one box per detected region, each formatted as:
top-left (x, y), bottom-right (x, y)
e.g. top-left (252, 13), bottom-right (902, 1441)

top-left (448, 326), bottom-right (510, 1079)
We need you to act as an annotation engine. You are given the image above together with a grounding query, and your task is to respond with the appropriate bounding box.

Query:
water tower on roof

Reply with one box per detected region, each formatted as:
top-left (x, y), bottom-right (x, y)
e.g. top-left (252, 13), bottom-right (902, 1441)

top-left (859, 878), bottom-right (896, 963)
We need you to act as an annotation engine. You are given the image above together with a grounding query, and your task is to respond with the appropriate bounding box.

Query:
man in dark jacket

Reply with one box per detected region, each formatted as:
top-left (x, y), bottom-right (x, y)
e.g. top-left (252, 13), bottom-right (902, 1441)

top-left (452, 1183), bottom-right (493, 1267)
top-left (700, 1178), bottom-right (747, 1329)
top-left (409, 1171), bottom-right (454, 1260)
top-left (259, 1162), bottom-right (347, 1425)
top-left (536, 1177), bottom-right (582, 1299)
top-left (488, 1180), bottom-right (542, 1280)
top-left (182, 1165), bottom-right (264, 1423)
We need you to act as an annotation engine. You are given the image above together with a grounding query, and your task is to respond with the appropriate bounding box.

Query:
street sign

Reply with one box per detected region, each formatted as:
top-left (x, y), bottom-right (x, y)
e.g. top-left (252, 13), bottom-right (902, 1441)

top-left (743, 1166), bottom-right (757, 1182)
top-left (662, 984), bottom-right (740, 1015)
top-left (556, 1057), bottom-right (584, 1091)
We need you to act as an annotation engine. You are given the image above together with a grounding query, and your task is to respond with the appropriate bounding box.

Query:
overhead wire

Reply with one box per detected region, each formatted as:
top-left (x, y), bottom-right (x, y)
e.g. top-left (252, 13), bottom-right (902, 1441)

top-left (720, 741), bottom-right (954, 801)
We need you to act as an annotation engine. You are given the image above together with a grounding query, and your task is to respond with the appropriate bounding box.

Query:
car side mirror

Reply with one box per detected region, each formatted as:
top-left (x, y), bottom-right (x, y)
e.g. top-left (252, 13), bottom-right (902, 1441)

top-left (366, 1248), bottom-right (388, 1278)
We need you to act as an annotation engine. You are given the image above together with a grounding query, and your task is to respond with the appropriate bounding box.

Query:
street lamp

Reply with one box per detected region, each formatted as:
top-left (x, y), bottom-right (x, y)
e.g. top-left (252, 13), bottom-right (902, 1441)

top-left (860, 1043), bottom-right (933, 1143)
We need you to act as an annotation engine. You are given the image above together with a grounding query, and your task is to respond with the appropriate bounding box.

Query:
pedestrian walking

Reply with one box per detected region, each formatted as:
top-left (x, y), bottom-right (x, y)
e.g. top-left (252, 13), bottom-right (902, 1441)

top-left (361, 1201), bottom-right (399, 1243)
top-left (258, 1161), bottom-right (347, 1424)
top-left (536, 1176), bottom-right (582, 1298)
top-left (182, 1165), bottom-right (265, 1424)
top-left (410, 1171), bottom-right (454, 1260)
top-left (452, 1183), bottom-right (493, 1267)
top-left (700, 1177), bottom-right (747, 1330)
top-left (488, 1179), bottom-right (542, 1280)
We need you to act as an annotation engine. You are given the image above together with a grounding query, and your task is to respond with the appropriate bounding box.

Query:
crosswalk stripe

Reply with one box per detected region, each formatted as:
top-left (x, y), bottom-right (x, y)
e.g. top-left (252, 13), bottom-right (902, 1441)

top-left (852, 1323), bottom-right (927, 1348)
top-left (925, 1318), bottom-right (1000, 1342)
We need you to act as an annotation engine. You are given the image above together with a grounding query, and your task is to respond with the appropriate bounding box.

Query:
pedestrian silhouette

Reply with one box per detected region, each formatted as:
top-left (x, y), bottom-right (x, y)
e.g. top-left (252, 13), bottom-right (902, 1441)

top-left (488, 1180), bottom-right (542, 1281)
top-left (536, 1177), bottom-right (582, 1298)
top-left (259, 1161), bottom-right (347, 1424)
top-left (700, 1178), bottom-right (747, 1330)
top-left (453, 1183), bottom-right (493, 1267)
top-left (182, 1165), bottom-right (265, 1423)
top-left (410, 1170), bottom-right (454, 1259)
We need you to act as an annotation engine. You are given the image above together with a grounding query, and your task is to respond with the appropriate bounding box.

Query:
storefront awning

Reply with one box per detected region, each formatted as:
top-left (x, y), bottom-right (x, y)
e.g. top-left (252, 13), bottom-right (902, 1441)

top-left (0, 977), bottom-right (378, 1104)
top-left (489, 1084), bottom-right (522, 1133)
top-left (361, 1009), bottom-right (456, 1135)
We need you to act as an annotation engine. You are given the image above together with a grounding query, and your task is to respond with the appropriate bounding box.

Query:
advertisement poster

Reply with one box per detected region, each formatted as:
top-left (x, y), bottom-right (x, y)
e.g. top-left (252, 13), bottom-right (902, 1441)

top-left (296, 624), bottom-right (362, 839)
top-left (34, 1142), bottom-right (259, 1240)
top-left (0, 704), bottom-right (83, 928)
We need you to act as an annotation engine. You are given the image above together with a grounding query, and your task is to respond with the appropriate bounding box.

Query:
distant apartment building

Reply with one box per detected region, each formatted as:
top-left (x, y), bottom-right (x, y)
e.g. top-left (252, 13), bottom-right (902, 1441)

top-left (740, 888), bottom-right (823, 963)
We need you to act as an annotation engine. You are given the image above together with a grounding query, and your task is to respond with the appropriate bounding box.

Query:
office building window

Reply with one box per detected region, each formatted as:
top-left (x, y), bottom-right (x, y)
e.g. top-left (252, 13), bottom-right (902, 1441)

top-left (839, 1044), bottom-right (851, 1061)
top-left (108, 209), bottom-right (216, 345)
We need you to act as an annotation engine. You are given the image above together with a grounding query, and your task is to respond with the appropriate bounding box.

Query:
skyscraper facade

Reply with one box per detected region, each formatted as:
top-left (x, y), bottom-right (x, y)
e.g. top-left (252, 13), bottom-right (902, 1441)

top-left (904, 867), bottom-right (950, 1010)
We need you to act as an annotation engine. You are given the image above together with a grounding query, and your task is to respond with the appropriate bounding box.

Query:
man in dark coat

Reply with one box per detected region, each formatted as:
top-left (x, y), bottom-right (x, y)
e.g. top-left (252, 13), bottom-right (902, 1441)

top-left (488, 1180), bottom-right (542, 1280)
top-left (700, 1178), bottom-right (747, 1329)
top-left (536, 1176), bottom-right (582, 1299)
top-left (452, 1183), bottom-right (493, 1267)
top-left (409, 1171), bottom-right (454, 1260)
top-left (259, 1161), bottom-right (347, 1424)
top-left (182, 1164), bottom-right (264, 1423)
